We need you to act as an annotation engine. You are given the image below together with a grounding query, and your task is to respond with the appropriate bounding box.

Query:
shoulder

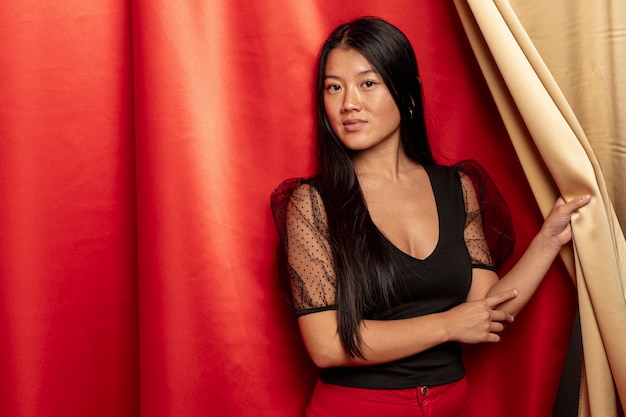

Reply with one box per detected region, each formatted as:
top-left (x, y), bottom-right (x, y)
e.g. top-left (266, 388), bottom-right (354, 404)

top-left (271, 176), bottom-right (321, 210)
top-left (450, 159), bottom-right (495, 194)
top-left (451, 159), bottom-right (515, 269)
top-left (270, 176), bottom-right (325, 229)
top-left (422, 162), bottom-right (457, 180)
top-left (423, 162), bottom-right (465, 193)
top-left (447, 159), bottom-right (508, 208)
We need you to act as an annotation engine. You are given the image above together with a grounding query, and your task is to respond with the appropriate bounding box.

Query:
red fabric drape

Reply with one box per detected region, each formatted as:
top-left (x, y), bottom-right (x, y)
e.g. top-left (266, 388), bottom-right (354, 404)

top-left (0, 1), bottom-right (576, 416)
top-left (0, 1), bottom-right (139, 415)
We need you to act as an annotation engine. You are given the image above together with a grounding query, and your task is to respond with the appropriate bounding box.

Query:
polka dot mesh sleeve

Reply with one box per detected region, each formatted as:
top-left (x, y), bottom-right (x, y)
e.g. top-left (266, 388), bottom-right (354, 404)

top-left (454, 160), bottom-right (515, 272)
top-left (271, 178), bottom-right (337, 315)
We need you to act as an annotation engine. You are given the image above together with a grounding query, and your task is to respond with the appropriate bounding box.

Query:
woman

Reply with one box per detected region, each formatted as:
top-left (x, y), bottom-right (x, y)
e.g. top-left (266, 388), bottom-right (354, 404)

top-left (271, 17), bottom-right (589, 417)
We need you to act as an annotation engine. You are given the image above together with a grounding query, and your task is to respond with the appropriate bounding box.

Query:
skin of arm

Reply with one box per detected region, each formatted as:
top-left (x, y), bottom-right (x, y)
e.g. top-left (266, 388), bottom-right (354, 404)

top-left (472, 194), bottom-right (591, 316)
top-left (298, 289), bottom-right (517, 368)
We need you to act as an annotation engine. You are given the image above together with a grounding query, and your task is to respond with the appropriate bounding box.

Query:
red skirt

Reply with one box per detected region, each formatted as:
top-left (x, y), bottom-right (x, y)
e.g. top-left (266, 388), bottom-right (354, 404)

top-left (306, 376), bottom-right (474, 417)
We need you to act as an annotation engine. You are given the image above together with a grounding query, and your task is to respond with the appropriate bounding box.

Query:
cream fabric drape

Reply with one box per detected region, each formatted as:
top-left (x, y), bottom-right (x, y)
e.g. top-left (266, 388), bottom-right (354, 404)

top-left (509, 3), bottom-right (626, 412)
top-left (509, 0), bottom-right (626, 231)
top-left (453, 1), bottom-right (626, 416)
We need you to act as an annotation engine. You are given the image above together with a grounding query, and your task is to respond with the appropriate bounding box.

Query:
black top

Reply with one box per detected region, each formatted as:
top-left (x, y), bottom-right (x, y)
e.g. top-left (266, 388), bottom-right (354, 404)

top-left (270, 160), bottom-right (515, 389)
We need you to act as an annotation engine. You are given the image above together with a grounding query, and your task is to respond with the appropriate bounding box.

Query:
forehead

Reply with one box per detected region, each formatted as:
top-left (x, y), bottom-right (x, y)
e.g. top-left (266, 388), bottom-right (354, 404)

top-left (324, 47), bottom-right (376, 75)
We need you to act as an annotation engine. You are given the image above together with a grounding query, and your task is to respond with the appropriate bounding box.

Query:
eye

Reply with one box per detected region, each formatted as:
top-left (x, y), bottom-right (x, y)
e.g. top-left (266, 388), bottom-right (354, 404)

top-left (325, 84), bottom-right (341, 93)
top-left (362, 80), bottom-right (376, 88)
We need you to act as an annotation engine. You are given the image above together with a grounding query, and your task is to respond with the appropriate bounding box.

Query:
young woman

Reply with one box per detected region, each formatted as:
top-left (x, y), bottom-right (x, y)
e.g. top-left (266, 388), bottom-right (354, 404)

top-left (271, 17), bottom-right (590, 417)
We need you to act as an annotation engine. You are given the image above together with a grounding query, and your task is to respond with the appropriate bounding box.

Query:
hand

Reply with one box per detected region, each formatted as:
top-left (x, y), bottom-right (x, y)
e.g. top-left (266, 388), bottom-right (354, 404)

top-left (540, 194), bottom-right (591, 249)
top-left (442, 290), bottom-right (518, 344)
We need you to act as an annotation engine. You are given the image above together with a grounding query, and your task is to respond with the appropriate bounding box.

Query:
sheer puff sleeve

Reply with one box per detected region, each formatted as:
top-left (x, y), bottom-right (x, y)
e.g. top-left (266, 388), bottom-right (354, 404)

top-left (453, 160), bottom-right (515, 273)
top-left (270, 178), bottom-right (337, 316)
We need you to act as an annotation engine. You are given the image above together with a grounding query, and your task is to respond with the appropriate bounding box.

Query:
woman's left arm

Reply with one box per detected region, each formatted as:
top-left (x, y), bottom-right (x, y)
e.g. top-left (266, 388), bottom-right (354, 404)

top-left (469, 194), bottom-right (591, 316)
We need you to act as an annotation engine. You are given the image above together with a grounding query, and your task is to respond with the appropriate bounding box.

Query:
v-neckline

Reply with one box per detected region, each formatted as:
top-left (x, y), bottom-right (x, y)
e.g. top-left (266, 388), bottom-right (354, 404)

top-left (369, 164), bottom-right (441, 262)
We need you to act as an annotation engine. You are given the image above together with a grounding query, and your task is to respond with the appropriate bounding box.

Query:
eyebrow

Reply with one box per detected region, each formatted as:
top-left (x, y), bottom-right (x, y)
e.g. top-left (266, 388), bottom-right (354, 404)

top-left (324, 69), bottom-right (378, 80)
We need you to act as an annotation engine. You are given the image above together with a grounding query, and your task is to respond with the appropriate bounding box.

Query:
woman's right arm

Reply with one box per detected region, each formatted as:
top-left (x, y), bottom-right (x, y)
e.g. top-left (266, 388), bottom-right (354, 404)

top-left (298, 291), bottom-right (516, 368)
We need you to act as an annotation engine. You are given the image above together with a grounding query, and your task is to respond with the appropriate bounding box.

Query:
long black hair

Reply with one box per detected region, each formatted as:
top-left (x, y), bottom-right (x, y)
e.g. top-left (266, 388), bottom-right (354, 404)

top-left (315, 17), bottom-right (435, 358)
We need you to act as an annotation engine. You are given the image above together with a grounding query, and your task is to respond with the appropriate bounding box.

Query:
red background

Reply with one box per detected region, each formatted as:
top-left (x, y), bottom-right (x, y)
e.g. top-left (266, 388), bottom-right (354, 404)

top-left (0, 1), bottom-right (576, 416)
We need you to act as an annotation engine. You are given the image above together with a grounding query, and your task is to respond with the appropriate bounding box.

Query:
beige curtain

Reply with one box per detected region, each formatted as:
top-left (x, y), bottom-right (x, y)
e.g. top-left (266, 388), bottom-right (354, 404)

top-left (509, 0), bottom-right (626, 231)
top-left (453, 1), bottom-right (626, 416)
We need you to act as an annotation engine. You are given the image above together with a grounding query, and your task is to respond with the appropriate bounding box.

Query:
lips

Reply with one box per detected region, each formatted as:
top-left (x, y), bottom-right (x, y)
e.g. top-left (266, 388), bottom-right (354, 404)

top-left (342, 119), bottom-right (367, 132)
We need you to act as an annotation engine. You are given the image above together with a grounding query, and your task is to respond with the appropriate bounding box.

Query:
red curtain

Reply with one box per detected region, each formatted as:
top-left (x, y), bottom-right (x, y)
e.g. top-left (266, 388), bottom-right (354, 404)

top-left (0, 1), bottom-right (576, 416)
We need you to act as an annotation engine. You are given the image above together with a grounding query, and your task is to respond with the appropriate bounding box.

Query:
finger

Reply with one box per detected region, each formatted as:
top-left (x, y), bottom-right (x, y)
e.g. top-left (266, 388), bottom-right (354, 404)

top-left (491, 310), bottom-right (515, 323)
top-left (490, 322), bottom-right (505, 333)
top-left (485, 333), bottom-right (501, 343)
top-left (561, 194), bottom-right (591, 214)
top-left (572, 194), bottom-right (591, 209)
top-left (487, 289), bottom-right (518, 307)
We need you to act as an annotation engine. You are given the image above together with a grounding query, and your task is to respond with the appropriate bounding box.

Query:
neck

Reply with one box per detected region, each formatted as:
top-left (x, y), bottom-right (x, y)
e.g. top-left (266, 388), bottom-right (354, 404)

top-left (352, 145), bottom-right (417, 181)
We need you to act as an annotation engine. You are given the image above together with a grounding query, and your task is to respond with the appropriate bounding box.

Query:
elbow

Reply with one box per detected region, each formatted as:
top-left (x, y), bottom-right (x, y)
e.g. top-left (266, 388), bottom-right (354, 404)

top-left (306, 344), bottom-right (349, 368)
top-left (303, 335), bottom-right (362, 368)
top-left (310, 355), bottom-right (335, 369)
top-left (298, 311), bottom-right (359, 368)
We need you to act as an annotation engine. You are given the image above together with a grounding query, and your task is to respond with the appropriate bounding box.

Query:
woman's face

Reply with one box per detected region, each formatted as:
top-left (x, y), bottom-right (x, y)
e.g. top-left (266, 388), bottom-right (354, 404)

top-left (323, 47), bottom-right (401, 153)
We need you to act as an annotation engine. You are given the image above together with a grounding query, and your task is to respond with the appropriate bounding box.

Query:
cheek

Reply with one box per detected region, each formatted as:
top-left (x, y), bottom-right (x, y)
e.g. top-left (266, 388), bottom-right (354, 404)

top-left (324, 100), bottom-right (341, 126)
top-left (380, 98), bottom-right (401, 125)
top-left (323, 97), bottom-right (335, 116)
top-left (323, 103), bottom-right (331, 120)
top-left (390, 107), bottom-right (402, 126)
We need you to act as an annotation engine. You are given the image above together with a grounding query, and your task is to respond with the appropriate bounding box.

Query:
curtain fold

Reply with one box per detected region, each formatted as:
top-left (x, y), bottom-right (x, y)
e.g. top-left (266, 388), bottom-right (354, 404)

top-left (508, 0), bottom-right (626, 231)
top-left (0, 1), bottom-right (139, 416)
top-left (0, 1), bottom-right (590, 416)
top-left (453, 1), bottom-right (626, 416)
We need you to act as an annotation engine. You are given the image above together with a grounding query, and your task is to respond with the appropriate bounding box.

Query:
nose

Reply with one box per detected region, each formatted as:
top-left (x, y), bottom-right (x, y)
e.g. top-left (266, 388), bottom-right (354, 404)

top-left (341, 86), bottom-right (361, 113)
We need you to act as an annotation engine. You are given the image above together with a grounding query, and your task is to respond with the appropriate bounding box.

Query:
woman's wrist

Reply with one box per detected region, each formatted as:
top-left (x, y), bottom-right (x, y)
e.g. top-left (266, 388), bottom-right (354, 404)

top-left (533, 228), bottom-right (565, 261)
